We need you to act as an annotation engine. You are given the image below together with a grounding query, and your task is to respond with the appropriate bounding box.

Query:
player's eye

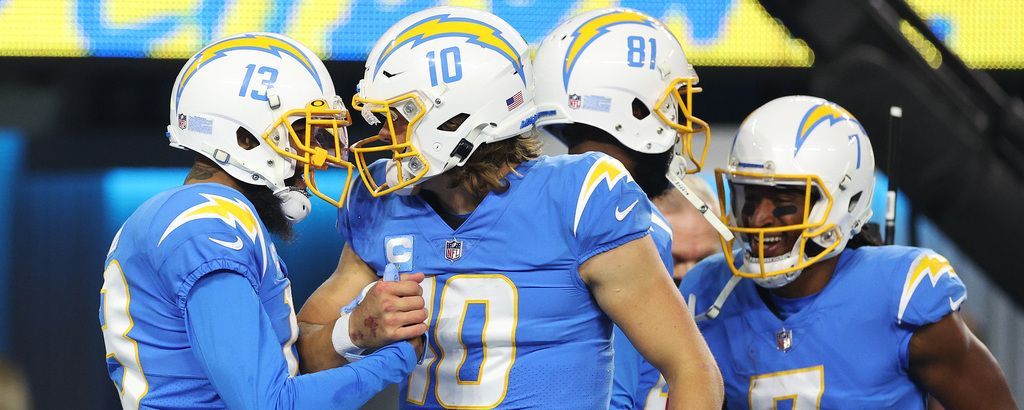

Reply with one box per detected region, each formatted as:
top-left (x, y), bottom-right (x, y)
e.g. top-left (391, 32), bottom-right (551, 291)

top-left (313, 128), bottom-right (335, 149)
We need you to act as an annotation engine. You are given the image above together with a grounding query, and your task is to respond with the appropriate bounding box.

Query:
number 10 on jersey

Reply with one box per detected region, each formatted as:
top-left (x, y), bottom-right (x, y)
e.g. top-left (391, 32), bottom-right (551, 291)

top-left (407, 274), bottom-right (518, 409)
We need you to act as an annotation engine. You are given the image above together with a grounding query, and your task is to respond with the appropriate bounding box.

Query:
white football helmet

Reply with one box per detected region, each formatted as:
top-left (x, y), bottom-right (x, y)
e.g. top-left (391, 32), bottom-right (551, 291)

top-left (533, 8), bottom-right (709, 173)
top-left (715, 96), bottom-right (875, 288)
top-left (350, 7), bottom-right (537, 196)
top-left (167, 32), bottom-right (353, 222)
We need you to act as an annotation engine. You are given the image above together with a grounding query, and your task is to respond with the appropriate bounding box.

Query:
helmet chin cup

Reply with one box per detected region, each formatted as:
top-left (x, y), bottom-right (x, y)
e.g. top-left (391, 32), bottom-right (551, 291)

top-left (278, 189), bottom-right (312, 223)
top-left (385, 158), bottom-right (418, 196)
top-left (751, 269), bottom-right (803, 288)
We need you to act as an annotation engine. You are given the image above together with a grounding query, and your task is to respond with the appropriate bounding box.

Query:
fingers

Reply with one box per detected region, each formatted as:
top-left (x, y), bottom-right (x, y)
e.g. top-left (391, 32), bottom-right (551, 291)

top-left (385, 309), bottom-right (428, 328)
top-left (383, 294), bottom-right (425, 312)
top-left (399, 272), bottom-right (426, 283)
top-left (405, 333), bottom-right (426, 359)
top-left (372, 279), bottom-right (422, 297)
top-left (394, 322), bottom-right (429, 341)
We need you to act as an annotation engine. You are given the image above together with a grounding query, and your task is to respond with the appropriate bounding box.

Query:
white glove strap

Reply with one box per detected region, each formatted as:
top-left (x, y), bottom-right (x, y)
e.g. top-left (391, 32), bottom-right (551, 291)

top-left (331, 312), bottom-right (362, 357)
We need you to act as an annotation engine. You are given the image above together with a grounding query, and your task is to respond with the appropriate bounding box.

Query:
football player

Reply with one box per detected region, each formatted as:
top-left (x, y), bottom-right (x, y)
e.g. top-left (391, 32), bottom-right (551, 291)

top-left (532, 8), bottom-right (717, 409)
top-left (681, 95), bottom-right (1018, 408)
top-left (99, 32), bottom-right (424, 409)
top-left (296, 7), bottom-right (722, 409)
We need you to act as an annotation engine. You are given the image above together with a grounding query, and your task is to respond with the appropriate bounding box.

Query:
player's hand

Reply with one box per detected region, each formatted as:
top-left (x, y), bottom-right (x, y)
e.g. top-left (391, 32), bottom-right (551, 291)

top-left (406, 335), bottom-right (426, 360)
top-left (349, 272), bottom-right (428, 349)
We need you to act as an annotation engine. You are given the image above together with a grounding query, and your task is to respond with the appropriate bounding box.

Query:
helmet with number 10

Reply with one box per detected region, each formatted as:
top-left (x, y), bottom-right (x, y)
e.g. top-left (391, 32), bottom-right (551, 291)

top-left (533, 8), bottom-right (709, 173)
top-left (350, 7), bottom-right (537, 196)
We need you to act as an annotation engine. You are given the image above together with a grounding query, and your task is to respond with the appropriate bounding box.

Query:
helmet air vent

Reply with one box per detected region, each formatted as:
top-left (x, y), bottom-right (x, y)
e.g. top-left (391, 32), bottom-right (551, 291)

top-left (632, 98), bottom-right (651, 120)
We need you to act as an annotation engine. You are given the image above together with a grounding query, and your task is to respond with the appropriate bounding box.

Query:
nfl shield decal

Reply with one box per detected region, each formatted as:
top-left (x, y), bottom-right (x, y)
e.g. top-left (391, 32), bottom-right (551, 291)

top-left (444, 239), bottom-right (463, 262)
top-left (568, 93), bottom-right (582, 109)
top-left (775, 328), bottom-right (793, 352)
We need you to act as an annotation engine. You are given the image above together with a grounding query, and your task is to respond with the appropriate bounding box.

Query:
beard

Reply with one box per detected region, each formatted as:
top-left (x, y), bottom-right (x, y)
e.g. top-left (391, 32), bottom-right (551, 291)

top-left (238, 182), bottom-right (295, 242)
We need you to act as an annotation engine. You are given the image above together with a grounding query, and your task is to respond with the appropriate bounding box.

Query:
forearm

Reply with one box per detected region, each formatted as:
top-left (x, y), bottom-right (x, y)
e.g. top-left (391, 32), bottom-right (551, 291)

top-left (655, 312), bottom-right (723, 410)
top-left (584, 237), bottom-right (723, 409)
top-left (297, 321), bottom-right (349, 374)
top-left (665, 359), bottom-right (725, 410)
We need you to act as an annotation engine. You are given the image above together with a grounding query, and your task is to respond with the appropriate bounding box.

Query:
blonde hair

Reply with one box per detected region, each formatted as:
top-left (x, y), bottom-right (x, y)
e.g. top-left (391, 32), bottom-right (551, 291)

top-left (445, 135), bottom-right (542, 200)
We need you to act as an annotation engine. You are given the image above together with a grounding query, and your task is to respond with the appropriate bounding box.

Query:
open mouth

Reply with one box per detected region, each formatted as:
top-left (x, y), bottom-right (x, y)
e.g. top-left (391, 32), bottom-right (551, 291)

top-left (750, 234), bottom-right (788, 258)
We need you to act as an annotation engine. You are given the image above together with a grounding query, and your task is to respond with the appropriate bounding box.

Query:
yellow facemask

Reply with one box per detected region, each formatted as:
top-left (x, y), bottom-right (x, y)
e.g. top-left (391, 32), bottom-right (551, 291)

top-left (349, 92), bottom-right (430, 197)
top-left (714, 168), bottom-right (842, 279)
top-left (654, 77), bottom-right (710, 174)
top-left (261, 99), bottom-right (354, 208)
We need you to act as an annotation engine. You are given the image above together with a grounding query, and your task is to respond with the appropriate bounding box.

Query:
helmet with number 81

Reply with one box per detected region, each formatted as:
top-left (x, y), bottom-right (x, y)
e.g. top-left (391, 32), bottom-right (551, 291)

top-left (167, 32), bottom-right (353, 222)
top-left (350, 7), bottom-right (537, 196)
top-left (533, 7), bottom-right (709, 174)
top-left (716, 96), bottom-right (875, 288)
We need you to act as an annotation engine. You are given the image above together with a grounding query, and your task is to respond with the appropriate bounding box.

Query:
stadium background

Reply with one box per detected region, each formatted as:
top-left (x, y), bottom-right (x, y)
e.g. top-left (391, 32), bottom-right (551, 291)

top-left (0, 0), bottom-right (1022, 408)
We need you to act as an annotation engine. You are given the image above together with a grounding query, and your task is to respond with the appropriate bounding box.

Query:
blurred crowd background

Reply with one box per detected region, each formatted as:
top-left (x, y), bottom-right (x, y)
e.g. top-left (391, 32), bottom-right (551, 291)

top-left (0, 1), bottom-right (1022, 409)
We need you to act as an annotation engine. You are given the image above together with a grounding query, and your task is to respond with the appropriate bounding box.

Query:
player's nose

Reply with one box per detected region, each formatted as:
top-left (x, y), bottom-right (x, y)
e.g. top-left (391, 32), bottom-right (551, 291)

top-left (749, 199), bottom-right (778, 228)
top-left (376, 123), bottom-right (393, 143)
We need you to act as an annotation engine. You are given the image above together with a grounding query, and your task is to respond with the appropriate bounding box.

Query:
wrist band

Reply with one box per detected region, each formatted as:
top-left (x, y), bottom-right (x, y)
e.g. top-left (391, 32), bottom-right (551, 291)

top-left (331, 312), bottom-right (363, 357)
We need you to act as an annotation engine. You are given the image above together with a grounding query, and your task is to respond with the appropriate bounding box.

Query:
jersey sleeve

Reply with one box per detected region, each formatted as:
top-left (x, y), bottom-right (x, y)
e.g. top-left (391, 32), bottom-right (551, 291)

top-left (894, 248), bottom-right (967, 328)
top-left (570, 154), bottom-right (653, 263)
top-left (185, 272), bottom-right (417, 409)
top-left (649, 210), bottom-right (675, 275)
top-left (149, 188), bottom-right (267, 313)
top-left (155, 227), bottom-right (263, 314)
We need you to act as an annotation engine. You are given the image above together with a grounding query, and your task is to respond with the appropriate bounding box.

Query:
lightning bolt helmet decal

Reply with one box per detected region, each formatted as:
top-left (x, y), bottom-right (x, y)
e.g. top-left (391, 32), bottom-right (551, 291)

top-left (174, 33), bottom-right (323, 111)
top-left (793, 103), bottom-right (862, 156)
top-left (563, 10), bottom-right (656, 91)
top-left (372, 14), bottom-right (527, 86)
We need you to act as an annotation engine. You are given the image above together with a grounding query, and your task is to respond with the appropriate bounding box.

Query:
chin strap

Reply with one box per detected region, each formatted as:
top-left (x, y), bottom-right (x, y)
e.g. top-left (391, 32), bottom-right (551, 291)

top-left (689, 275), bottom-right (742, 322)
top-left (666, 155), bottom-right (734, 241)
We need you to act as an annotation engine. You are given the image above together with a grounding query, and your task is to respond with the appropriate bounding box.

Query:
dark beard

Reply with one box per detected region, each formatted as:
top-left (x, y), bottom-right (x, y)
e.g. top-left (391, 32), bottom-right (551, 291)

top-left (238, 183), bottom-right (295, 242)
top-left (631, 149), bottom-right (673, 199)
top-left (552, 122), bottom-right (673, 199)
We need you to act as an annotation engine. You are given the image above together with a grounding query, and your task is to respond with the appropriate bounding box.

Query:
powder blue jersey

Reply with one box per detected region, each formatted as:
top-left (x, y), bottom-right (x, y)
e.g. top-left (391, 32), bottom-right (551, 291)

top-left (100, 183), bottom-right (417, 409)
top-left (339, 153), bottom-right (654, 409)
top-left (680, 246), bottom-right (967, 409)
top-left (99, 183), bottom-right (298, 408)
top-left (611, 207), bottom-right (673, 409)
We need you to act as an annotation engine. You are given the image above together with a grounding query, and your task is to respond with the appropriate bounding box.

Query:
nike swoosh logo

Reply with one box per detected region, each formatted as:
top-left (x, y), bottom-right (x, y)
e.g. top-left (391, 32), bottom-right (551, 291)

top-left (949, 294), bottom-right (967, 311)
top-left (615, 200), bottom-right (640, 221)
top-left (209, 235), bottom-right (244, 251)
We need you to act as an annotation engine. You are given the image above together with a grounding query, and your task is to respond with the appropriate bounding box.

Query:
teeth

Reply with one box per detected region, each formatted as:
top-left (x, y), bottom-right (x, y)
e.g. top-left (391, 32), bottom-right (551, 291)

top-left (751, 236), bottom-right (782, 246)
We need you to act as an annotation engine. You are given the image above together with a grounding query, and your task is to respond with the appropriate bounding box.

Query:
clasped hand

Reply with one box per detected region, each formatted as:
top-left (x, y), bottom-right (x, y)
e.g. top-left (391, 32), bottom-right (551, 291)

top-left (348, 273), bottom-right (429, 357)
